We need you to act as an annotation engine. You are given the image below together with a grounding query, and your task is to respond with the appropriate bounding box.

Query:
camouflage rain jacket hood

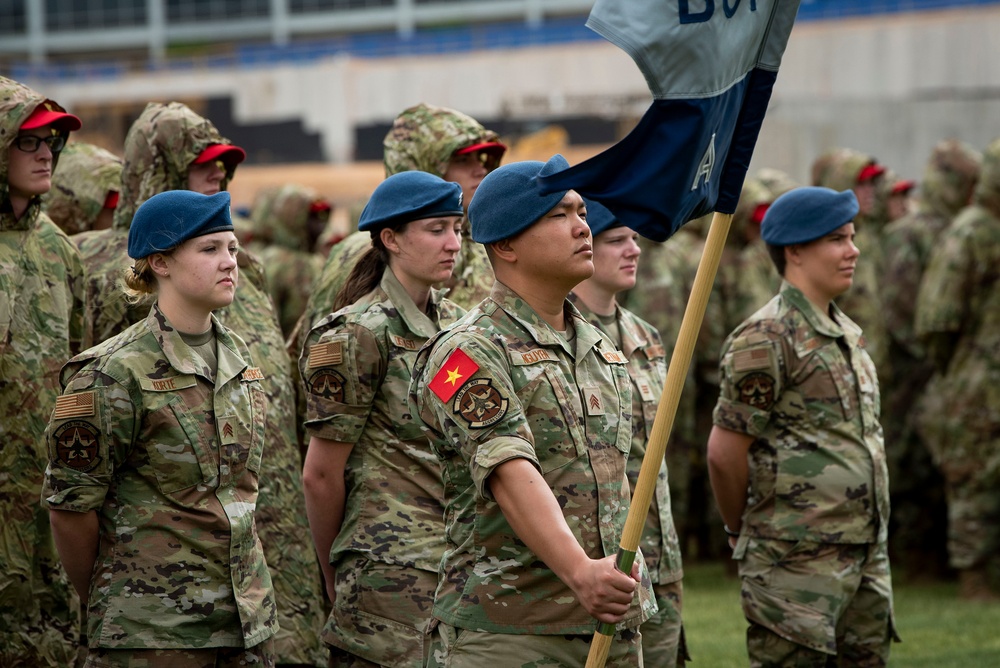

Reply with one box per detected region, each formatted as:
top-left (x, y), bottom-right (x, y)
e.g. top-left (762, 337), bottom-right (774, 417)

top-left (1, 76), bottom-right (67, 230)
top-left (43, 141), bottom-right (123, 235)
top-left (249, 183), bottom-right (320, 252)
top-left (383, 102), bottom-right (503, 178)
top-left (114, 101), bottom-right (237, 231)
top-left (919, 139), bottom-right (981, 219)
top-left (972, 138), bottom-right (1000, 218)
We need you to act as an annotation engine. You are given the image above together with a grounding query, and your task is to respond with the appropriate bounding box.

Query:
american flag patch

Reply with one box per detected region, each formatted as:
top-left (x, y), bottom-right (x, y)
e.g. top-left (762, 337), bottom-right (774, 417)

top-left (309, 341), bottom-right (343, 368)
top-left (733, 347), bottom-right (771, 372)
top-left (53, 391), bottom-right (95, 419)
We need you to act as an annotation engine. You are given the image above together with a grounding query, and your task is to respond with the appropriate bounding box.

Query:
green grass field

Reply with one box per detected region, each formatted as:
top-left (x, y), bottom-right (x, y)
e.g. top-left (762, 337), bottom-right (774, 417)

top-left (681, 561), bottom-right (1000, 667)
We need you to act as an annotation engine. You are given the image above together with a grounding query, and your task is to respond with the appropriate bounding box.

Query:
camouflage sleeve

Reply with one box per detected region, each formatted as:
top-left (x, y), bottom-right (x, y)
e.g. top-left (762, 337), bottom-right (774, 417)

top-left (300, 321), bottom-right (383, 443)
top-left (915, 222), bottom-right (972, 339)
top-left (712, 327), bottom-right (783, 438)
top-left (64, 240), bottom-right (86, 354)
top-left (413, 330), bottom-right (539, 502)
top-left (41, 369), bottom-right (135, 512)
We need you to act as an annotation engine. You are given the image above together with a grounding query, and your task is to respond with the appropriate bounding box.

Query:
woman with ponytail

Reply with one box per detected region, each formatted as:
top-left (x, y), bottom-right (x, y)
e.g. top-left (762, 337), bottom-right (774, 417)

top-left (300, 171), bottom-right (466, 668)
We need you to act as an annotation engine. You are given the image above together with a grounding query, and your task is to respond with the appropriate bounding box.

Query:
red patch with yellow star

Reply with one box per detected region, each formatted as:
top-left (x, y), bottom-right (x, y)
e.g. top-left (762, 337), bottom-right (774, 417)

top-left (736, 372), bottom-right (776, 412)
top-left (429, 348), bottom-right (479, 402)
top-left (53, 420), bottom-right (101, 473)
top-left (453, 379), bottom-right (508, 429)
top-left (308, 369), bottom-right (346, 402)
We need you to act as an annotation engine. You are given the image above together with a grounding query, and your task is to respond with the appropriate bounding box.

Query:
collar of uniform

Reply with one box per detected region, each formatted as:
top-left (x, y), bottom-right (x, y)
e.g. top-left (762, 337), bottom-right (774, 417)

top-left (567, 293), bottom-right (646, 359)
top-left (779, 281), bottom-right (846, 340)
top-left (379, 266), bottom-right (442, 339)
top-left (145, 303), bottom-right (248, 385)
top-left (490, 281), bottom-right (604, 359)
top-left (0, 196), bottom-right (39, 231)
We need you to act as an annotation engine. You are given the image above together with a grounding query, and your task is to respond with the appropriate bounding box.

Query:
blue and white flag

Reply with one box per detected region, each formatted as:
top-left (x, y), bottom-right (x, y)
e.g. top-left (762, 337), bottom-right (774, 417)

top-left (537, 0), bottom-right (801, 242)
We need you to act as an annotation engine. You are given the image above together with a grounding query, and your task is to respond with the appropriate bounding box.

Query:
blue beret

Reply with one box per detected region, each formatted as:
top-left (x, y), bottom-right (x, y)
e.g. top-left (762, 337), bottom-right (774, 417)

top-left (128, 190), bottom-right (233, 259)
top-left (583, 198), bottom-right (620, 237)
top-left (761, 187), bottom-right (860, 246)
top-left (470, 154), bottom-right (570, 244)
top-left (358, 171), bottom-right (463, 232)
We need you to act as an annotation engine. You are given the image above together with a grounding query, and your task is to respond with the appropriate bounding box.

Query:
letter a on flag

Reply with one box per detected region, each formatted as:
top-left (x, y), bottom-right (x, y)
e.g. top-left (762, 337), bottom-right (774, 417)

top-left (536, 0), bottom-right (802, 242)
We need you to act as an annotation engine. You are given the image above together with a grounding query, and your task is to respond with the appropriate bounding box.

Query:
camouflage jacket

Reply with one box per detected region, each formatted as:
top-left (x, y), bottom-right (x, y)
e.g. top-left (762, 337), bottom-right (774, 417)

top-left (915, 202), bottom-right (1000, 441)
top-left (570, 295), bottom-right (683, 585)
top-left (410, 281), bottom-right (655, 634)
top-left (41, 305), bottom-right (277, 649)
top-left (713, 282), bottom-right (889, 545)
top-left (0, 75), bottom-right (83, 666)
top-left (301, 267), bottom-right (464, 570)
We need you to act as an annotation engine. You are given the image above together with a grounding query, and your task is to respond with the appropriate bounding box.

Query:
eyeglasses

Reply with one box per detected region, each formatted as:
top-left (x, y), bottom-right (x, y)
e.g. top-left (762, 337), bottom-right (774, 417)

top-left (13, 134), bottom-right (67, 153)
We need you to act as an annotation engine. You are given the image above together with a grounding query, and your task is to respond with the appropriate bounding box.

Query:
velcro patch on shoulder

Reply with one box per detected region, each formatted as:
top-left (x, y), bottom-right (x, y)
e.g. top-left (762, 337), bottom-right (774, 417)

top-left (511, 348), bottom-right (557, 366)
top-left (453, 378), bottom-right (508, 428)
top-left (53, 391), bottom-right (96, 419)
top-left (308, 340), bottom-right (343, 368)
top-left (139, 375), bottom-right (198, 392)
top-left (53, 420), bottom-right (102, 473)
top-left (733, 347), bottom-right (771, 373)
top-left (241, 367), bottom-right (264, 382)
top-left (430, 348), bottom-right (480, 403)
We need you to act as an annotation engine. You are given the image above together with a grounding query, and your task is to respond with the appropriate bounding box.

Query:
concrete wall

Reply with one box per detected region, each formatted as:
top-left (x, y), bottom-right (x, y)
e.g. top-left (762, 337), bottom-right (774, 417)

top-left (32, 5), bottom-right (1000, 182)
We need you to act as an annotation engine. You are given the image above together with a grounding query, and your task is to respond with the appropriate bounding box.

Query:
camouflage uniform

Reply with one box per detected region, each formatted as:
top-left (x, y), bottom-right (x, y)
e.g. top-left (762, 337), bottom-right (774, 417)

top-left (41, 305), bottom-right (277, 652)
top-left (42, 141), bottom-right (122, 236)
top-left (409, 282), bottom-right (655, 666)
top-left (570, 295), bottom-right (687, 667)
top-left (300, 268), bottom-right (463, 667)
top-left (714, 282), bottom-right (894, 665)
top-left (881, 140), bottom-right (981, 579)
top-left (915, 137), bottom-right (1000, 576)
top-left (620, 230), bottom-right (701, 558)
top-left (75, 102), bottom-right (326, 666)
top-left (248, 184), bottom-right (325, 337)
top-left (0, 75), bottom-right (83, 667)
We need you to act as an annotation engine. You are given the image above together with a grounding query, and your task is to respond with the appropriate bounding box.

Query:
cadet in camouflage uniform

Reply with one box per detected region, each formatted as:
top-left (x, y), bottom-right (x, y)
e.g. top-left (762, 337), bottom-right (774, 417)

top-left (881, 139), bottom-right (981, 583)
top-left (0, 76), bottom-right (84, 667)
top-left (569, 199), bottom-right (687, 667)
top-left (812, 149), bottom-right (892, 383)
top-left (43, 141), bottom-right (122, 236)
top-left (43, 190), bottom-right (278, 667)
top-left (248, 184), bottom-right (329, 336)
top-left (619, 228), bottom-right (701, 558)
top-left (297, 102), bottom-right (506, 347)
top-left (300, 172), bottom-right (466, 668)
top-left (75, 102), bottom-right (326, 667)
top-left (915, 137), bottom-right (1000, 601)
top-left (410, 156), bottom-right (655, 667)
top-left (708, 187), bottom-right (896, 666)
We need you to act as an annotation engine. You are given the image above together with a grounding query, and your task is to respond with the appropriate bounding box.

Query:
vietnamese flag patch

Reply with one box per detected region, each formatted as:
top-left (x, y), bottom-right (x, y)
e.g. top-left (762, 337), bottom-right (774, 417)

top-left (429, 348), bottom-right (480, 402)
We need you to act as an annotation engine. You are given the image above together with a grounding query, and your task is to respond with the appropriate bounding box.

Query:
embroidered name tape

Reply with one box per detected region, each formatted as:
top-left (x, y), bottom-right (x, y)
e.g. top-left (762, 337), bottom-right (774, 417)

top-left (139, 375), bottom-right (197, 392)
top-left (390, 334), bottom-right (420, 351)
top-left (241, 367), bottom-right (264, 382)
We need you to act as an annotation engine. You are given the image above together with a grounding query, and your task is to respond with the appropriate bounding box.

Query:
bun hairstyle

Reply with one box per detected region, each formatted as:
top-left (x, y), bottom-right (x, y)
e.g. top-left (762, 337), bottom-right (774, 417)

top-left (122, 257), bottom-right (160, 304)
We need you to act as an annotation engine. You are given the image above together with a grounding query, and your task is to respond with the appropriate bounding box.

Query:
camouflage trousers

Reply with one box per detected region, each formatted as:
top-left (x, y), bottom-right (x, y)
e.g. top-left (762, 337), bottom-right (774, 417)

top-left (429, 622), bottom-right (643, 668)
top-left (322, 553), bottom-right (436, 668)
top-left (640, 580), bottom-right (688, 667)
top-left (82, 638), bottom-right (275, 667)
top-left (736, 537), bottom-right (897, 667)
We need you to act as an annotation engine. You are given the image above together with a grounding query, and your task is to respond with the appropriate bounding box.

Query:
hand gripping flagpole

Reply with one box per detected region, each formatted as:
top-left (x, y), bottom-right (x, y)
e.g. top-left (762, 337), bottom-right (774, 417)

top-left (586, 210), bottom-right (734, 668)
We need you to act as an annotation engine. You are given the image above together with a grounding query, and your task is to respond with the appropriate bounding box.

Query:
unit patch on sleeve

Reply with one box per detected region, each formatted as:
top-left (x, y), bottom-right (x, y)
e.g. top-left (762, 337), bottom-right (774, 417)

top-left (307, 369), bottom-right (346, 401)
top-left (736, 372), bottom-right (776, 412)
top-left (429, 348), bottom-right (480, 402)
top-left (53, 420), bottom-right (101, 472)
top-left (453, 378), bottom-right (508, 428)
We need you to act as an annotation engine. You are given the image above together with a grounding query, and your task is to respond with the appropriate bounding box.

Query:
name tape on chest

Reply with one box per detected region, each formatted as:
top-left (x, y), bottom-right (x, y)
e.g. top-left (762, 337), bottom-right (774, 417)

top-left (512, 348), bottom-right (556, 366)
top-left (602, 350), bottom-right (628, 364)
top-left (53, 391), bottom-right (96, 419)
top-left (645, 344), bottom-right (666, 360)
top-left (241, 367), bottom-right (264, 382)
top-left (309, 340), bottom-right (343, 368)
top-left (430, 347), bottom-right (480, 402)
top-left (139, 375), bottom-right (198, 392)
top-left (390, 334), bottom-right (421, 351)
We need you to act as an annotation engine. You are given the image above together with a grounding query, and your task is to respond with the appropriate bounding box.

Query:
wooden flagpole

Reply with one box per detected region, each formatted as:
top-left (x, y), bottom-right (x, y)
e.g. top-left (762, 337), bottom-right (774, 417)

top-left (586, 210), bottom-right (734, 667)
